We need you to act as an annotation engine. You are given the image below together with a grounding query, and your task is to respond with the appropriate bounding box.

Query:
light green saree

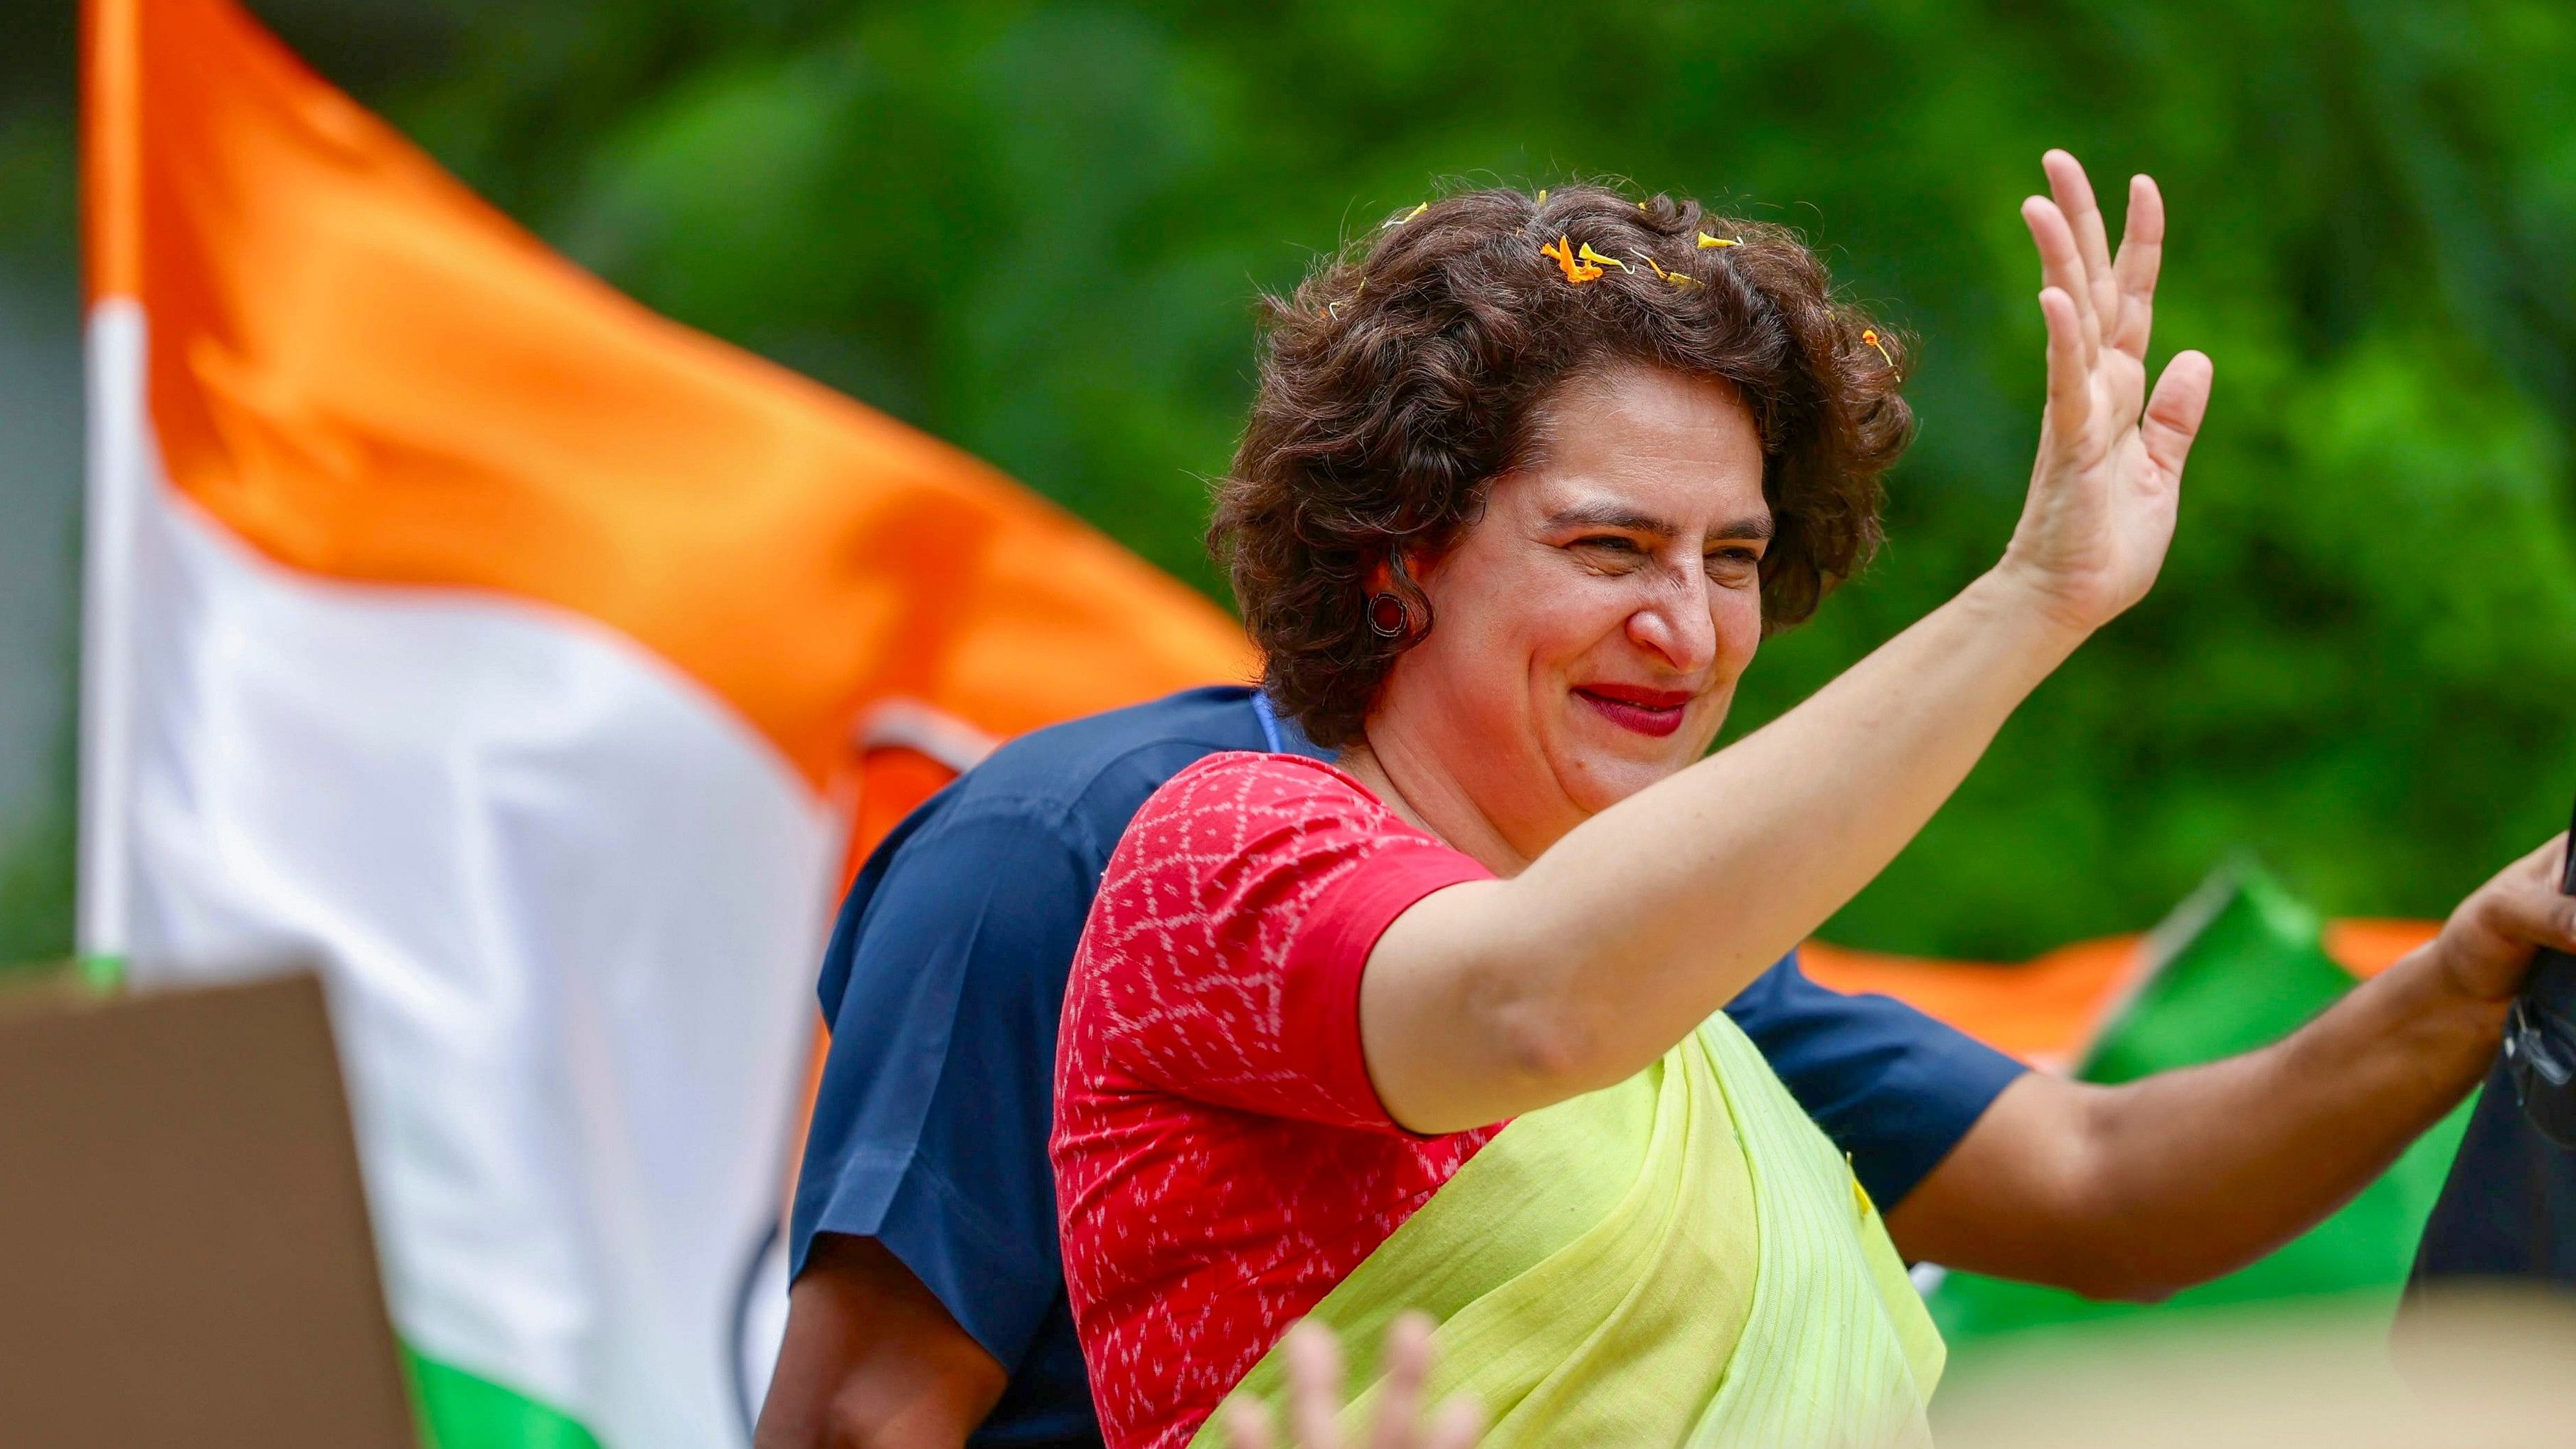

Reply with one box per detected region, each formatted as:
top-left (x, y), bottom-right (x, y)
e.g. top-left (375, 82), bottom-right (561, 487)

top-left (1191, 1015), bottom-right (1944, 1448)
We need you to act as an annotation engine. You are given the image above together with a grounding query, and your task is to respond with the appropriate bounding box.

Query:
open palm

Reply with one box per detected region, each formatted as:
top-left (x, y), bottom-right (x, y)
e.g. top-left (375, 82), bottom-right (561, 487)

top-left (2001, 151), bottom-right (2215, 630)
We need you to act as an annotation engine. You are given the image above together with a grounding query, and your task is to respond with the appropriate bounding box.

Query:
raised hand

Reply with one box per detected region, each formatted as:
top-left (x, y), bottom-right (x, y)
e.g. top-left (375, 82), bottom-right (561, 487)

top-left (1220, 1315), bottom-right (1486, 1449)
top-left (1998, 150), bottom-right (2215, 632)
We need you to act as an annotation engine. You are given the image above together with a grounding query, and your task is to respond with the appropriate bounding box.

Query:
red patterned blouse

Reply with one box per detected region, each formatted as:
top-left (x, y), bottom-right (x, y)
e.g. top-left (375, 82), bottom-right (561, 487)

top-left (1051, 751), bottom-right (1502, 1449)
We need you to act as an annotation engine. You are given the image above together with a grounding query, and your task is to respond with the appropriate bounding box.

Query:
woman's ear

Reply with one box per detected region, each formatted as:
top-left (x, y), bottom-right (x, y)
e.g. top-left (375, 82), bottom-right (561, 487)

top-left (1369, 548), bottom-right (1435, 595)
top-left (1363, 551), bottom-right (1434, 643)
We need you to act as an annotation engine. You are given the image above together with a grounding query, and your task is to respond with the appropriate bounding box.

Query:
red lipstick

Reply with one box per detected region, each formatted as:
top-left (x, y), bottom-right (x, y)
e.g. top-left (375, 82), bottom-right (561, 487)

top-left (1573, 684), bottom-right (1693, 738)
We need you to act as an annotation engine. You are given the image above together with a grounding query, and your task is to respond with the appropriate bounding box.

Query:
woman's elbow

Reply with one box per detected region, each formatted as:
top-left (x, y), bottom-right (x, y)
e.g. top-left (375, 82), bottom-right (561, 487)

top-left (1477, 982), bottom-right (1624, 1102)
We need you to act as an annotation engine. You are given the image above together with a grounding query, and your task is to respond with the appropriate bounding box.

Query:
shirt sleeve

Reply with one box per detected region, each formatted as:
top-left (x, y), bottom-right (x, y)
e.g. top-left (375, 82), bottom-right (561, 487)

top-left (1082, 755), bottom-right (1492, 1132)
top-left (789, 805), bottom-right (1095, 1370)
top-left (1725, 952), bottom-right (2030, 1208)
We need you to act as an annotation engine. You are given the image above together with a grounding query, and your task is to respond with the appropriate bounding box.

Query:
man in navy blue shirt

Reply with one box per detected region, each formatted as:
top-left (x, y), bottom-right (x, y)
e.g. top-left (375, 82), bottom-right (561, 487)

top-left (755, 686), bottom-right (2570, 1449)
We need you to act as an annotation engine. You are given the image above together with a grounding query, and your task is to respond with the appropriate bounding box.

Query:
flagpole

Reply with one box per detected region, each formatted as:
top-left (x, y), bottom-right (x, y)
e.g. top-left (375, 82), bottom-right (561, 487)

top-left (76, 0), bottom-right (144, 984)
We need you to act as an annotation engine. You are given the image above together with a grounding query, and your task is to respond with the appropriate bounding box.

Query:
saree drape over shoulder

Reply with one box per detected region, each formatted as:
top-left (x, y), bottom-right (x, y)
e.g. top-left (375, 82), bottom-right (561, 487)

top-left (1188, 1015), bottom-right (1943, 1449)
top-left (1055, 753), bottom-right (1941, 1449)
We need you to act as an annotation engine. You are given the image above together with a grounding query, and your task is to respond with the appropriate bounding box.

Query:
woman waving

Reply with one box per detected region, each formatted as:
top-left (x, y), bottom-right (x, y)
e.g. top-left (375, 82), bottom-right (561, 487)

top-left (1054, 152), bottom-right (2208, 1449)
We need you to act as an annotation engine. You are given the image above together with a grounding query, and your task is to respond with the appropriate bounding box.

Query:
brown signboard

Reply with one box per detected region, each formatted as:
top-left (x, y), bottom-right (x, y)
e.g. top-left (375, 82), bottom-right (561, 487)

top-left (0, 970), bottom-right (417, 1448)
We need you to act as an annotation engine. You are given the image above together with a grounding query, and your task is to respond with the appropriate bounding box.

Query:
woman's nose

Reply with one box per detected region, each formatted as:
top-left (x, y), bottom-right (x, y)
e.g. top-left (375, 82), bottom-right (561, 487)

top-left (1624, 581), bottom-right (1719, 672)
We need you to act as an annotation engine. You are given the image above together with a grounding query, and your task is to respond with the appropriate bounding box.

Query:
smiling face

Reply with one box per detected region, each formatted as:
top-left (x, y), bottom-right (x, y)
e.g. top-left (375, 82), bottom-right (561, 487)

top-left (1361, 365), bottom-right (1772, 862)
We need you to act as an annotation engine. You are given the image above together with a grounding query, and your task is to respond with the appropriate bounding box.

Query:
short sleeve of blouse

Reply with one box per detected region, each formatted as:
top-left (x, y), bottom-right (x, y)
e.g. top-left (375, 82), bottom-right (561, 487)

top-left (1076, 752), bottom-right (1494, 1131)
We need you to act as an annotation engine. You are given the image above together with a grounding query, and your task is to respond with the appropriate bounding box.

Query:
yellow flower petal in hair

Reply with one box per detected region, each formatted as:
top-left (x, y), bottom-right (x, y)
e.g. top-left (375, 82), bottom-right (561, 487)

top-left (1697, 231), bottom-right (1741, 249)
top-left (1385, 201), bottom-right (1429, 228)
top-left (1542, 234), bottom-right (1603, 284)
top-left (1535, 188), bottom-right (1548, 204)
top-left (1577, 243), bottom-right (1624, 271)
top-left (1641, 255), bottom-right (1700, 288)
top-left (1861, 328), bottom-right (1903, 381)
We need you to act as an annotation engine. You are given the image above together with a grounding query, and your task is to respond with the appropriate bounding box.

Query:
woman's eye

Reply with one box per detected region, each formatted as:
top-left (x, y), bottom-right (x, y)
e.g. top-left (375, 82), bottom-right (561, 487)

top-left (1705, 547), bottom-right (1763, 578)
top-left (1572, 536), bottom-right (1645, 566)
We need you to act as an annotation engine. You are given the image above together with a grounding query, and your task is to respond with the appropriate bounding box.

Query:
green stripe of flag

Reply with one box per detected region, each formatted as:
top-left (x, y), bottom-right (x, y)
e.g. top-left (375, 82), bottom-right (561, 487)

top-left (405, 1348), bottom-right (606, 1449)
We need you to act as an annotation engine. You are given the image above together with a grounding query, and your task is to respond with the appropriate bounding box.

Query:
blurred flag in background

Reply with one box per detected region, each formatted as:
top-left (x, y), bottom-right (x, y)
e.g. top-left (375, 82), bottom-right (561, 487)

top-left (76, 0), bottom-right (1252, 1445)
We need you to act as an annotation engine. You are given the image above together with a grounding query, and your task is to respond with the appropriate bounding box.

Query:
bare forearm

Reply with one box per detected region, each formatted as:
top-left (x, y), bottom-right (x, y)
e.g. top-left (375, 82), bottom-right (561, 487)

top-left (1526, 569), bottom-right (2081, 1009)
top-left (1902, 949), bottom-right (2504, 1300)
top-left (1373, 569), bottom-right (2087, 1127)
top-left (1899, 836), bottom-right (2576, 1300)
top-left (2071, 950), bottom-right (2501, 1295)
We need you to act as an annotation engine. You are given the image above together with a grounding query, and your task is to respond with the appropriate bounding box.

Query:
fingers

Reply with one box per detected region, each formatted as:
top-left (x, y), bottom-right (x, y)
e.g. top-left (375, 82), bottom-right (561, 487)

top-left (2486, 832), bottom-right (2576, 954)
top-left (2043, 149), bottom-right (2121, 342)
top-left (2022, 195), bottom-right (2100, 370)
top-left (1286, 1321), bottom-right (1346, 1449)
top-left (2138, 349), bottom-right (2214, 481)
top-left (1273, 1314), bottom-right (1476, 1449)
top-left (1368, 1313), bottom-right (1435, 1449)
top-left (1224, 1396), bottom-right (1277, 1449)
top-left (2040, 287), bottom-right (2092, 437)
top-left (2109, 174), bottom-right (2166, 360)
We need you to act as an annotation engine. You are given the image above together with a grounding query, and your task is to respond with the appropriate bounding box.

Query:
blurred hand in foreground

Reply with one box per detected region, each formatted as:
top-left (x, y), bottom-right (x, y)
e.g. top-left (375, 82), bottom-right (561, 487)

top-left (2000, 149), bottom-right (2215, 634)
top-left (1219, 1314), bottom-right (1484, 1449)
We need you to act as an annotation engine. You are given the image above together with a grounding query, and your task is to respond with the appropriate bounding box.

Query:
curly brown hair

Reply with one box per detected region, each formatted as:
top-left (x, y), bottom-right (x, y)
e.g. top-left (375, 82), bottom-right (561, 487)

top-left (1210, 183), bottom-right (1914, 748)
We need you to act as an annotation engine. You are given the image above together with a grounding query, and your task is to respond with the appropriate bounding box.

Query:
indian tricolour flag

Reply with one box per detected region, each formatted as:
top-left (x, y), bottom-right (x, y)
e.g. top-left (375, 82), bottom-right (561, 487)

top-left (76, 1), bottom-right (1255, 1445)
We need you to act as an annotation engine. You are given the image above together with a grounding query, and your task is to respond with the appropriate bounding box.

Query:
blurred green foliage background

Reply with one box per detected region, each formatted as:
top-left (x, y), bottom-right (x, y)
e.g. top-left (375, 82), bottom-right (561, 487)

top-left (2, 0), bottom-right (2574, 965)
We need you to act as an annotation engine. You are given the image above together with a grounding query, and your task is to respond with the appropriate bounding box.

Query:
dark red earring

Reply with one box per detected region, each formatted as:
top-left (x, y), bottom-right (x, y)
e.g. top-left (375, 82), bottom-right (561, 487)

top-left (1367, 592), bottom-right (1409, 639)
